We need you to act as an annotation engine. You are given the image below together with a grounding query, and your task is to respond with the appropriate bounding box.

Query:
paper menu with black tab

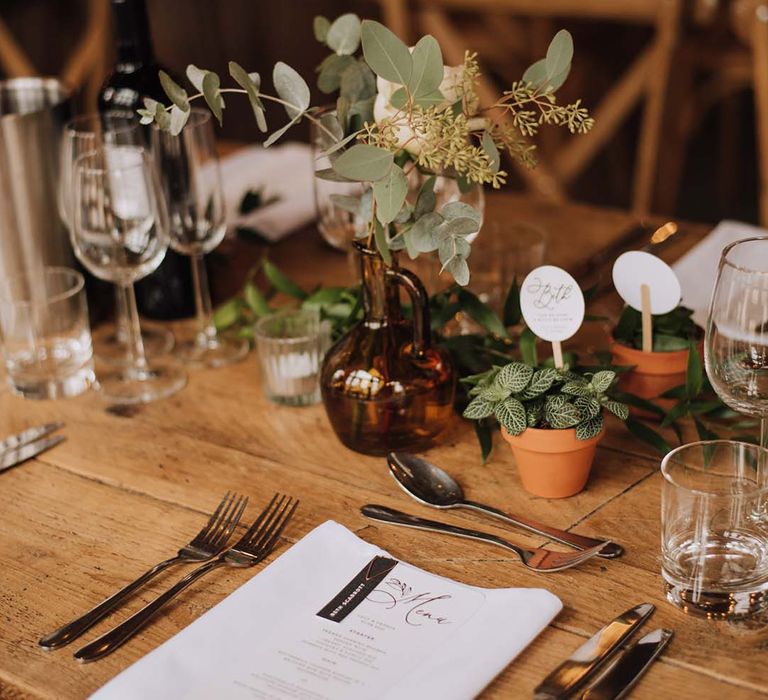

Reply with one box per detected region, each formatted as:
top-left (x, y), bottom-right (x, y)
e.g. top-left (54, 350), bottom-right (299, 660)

top-left (91, 521), bottom-right (561, 700)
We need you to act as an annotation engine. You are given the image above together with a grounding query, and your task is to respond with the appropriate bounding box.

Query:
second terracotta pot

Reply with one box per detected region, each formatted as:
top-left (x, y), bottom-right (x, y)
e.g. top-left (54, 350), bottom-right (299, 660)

top-left (610, 340), bottom-right (689, 417)
top-left (501, 426), bottom-right (606, 498)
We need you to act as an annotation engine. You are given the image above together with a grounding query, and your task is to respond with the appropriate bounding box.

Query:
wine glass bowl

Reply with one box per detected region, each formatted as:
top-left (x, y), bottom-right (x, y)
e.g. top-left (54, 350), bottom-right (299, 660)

top-left (71, 146), bottom-right (186, 404)
top-left (153, 109), bottom-right (247, 368)
top-left (705, 237), bottom-right (768, 419)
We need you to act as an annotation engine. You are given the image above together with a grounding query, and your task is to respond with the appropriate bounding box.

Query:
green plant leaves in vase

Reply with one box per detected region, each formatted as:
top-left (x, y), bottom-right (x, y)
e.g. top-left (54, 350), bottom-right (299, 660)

top-left (613, 304), bottom-right (700, 351)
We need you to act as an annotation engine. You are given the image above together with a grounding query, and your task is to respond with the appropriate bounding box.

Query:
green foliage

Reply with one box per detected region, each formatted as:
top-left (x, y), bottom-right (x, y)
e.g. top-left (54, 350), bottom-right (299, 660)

top-left (613, 304), bottom-right (700, 351)
top-left (462, 361), bottom-right (626, 441)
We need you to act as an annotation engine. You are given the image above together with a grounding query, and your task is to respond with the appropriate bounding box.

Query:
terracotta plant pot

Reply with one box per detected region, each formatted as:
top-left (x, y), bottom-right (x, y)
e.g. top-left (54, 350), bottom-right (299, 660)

top-left (610, 340), bottom-right (689, 417)
top-left (501, 426), bottom-right (606, 498)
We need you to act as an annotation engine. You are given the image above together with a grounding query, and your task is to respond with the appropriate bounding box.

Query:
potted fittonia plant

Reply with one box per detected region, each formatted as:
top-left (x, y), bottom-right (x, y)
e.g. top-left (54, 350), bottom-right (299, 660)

top-left (462, 363), bottom-right (628, 498)
top-left (609, 304), bottom-right (702, 416)
top-left (145, 14), bottom-right (593, 455)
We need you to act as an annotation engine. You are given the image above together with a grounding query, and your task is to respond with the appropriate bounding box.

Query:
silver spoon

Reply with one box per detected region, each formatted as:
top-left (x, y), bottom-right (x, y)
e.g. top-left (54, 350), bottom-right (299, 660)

top-left (387, 452), bottom-right (623, 558)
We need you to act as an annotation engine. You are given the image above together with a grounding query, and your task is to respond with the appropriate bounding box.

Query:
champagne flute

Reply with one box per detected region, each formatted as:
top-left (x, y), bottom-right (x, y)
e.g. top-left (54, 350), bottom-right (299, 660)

top-left (71, 146), bottom-right (186, 403)
top-left (705, 237), bottom-right (768, 498)
top-left (59, 114), bottom-right (174, 363)
top-left (152, 109), bottom-right (247, 367)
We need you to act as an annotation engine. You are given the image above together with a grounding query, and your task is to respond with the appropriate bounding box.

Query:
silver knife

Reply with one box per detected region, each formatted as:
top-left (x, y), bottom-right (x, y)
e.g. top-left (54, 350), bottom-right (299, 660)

top-left (533, 603), bottom-right (655, 700)
top-left (579, 628), bottom-right (673, 700)
top-left (0, 421), bottom-right (63, 454)
top-left (0, 435), bottom-right (65, 472)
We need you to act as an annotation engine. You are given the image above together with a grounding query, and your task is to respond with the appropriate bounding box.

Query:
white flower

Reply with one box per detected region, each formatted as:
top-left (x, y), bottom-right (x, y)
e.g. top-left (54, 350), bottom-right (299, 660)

top-left (373, 59), bottom-right (466, 155)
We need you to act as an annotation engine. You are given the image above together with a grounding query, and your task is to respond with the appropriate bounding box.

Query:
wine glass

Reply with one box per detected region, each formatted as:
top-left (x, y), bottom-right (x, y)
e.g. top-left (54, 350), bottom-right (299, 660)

top-left (152, 109), bottom-right (248, 367)
top-left (71, 146), bottom-right (187, 403)
top-left (705, 237), bottom-right (768, 496)
top-left (59, 113), bottom-right (175, 363)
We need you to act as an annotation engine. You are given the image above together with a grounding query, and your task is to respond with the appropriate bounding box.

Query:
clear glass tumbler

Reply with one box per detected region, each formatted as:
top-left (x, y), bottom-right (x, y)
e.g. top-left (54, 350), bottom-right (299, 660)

top-left (0, 267), bottom-right (94, 399)
top-left (661, 440), bottom-right (768, 619)
top-left (254, 309), bottom-right (330, 406)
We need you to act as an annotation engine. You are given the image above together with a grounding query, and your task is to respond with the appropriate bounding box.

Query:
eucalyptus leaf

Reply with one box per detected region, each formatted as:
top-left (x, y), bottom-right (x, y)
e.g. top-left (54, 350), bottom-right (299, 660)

top-left (409, 211), bottom-right (442, 252)
top-left (436, 216), bottom-right (480, 240)
top-left (441, 201), bottom-right (481, 224)
top-left (332, 144), bottom-right (393, 181)
top-left (482, 131), bottom-right (500, 174)
top-left (315, 167), bottom-right (356, 183)
top-left (159, 70), bottom-right (189, 112)
top-left (263, 115), bottom-right (301, 147)
top-left (360, 19), bottom-right (412, 85)
top-left (414, 175), bottom-right (437, 218)
top-left (438, 236), bottom-right (470, 265)
top-left (373, 166), bottom-right (408, 225)
top-left (374, 219), bottom-right (391, 265)
top-left (329, 194), bottom-right (361, 214)
top-left (168, 104), bottom-right (189, 135)
top-left (313, 16), bottom-right (331, 42)
top-left (273, 62), bottom-right (310, 119)
top-left (408, 35), bottom-right (443, 97)
top-left (445, 257), bottom-right (470, 286)
top-left (186, 64), bottom-right (207, 92)
top-left (317, 54), bottom-right (356, 94)
top-left (326, 13), bottom-right (361, 56)
top-left (339, 60), bottom-right (377, 102)
top-left (229, 61), bottom-right (267, 132)
top-left (202, 71), bottom-right (223, 125)
top-left (545, 30), bottom-right (574, 79)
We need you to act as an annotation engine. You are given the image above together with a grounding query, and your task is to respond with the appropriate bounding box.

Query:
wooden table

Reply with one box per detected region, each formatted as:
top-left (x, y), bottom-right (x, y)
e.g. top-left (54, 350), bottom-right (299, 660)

top-left (1, 194), bottom-right (766, 700)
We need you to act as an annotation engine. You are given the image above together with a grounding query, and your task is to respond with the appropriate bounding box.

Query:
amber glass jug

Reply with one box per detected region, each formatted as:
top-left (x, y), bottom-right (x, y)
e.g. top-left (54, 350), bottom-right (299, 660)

top-left (320, 243), bottom-right (455, 455)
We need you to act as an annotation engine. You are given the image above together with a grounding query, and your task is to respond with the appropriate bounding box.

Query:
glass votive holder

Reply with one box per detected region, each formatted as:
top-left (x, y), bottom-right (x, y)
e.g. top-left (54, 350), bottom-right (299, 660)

top-left (0, 266), bottom-right (95, 399)
top-left (254, 309), bottom-right (330, 406)
top-left (661, 440), bottom-right (768, 620)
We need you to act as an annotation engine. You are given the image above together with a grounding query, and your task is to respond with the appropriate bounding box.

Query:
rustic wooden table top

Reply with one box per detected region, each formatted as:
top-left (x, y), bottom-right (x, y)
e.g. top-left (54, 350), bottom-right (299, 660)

top-left (1, 192), bottom-right (766, 700)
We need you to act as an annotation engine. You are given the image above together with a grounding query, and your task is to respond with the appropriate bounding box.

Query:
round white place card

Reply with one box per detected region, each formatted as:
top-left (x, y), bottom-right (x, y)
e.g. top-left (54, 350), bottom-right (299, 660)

top-left (520, 265), bottom-right (585, 342)
top-left (612, 251), bottom-right (681, 314)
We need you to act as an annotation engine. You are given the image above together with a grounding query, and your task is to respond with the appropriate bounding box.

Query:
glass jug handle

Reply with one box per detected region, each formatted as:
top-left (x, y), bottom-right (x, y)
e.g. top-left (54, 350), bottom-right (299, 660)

top-left (386, 267), bottom-right (431, 356)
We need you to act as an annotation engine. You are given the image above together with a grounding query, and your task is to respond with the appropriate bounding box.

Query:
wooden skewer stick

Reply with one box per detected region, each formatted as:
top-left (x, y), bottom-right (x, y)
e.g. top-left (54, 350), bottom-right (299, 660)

top-left (552, 341), bottom-right (564, 369)
top-left (640, 283), bottom-right (653, 353)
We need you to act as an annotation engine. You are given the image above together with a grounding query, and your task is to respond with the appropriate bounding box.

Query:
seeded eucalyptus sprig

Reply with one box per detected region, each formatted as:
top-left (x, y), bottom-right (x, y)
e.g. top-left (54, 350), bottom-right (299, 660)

top-left (142, 14), bottom-right (593, 287)
top-left (462, 363), bottom-right (628, 441)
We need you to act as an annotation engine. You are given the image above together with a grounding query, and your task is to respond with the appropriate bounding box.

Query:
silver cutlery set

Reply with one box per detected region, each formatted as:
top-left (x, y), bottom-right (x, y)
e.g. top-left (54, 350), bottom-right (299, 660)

top-left (39, 491), bottom-right (298, 662)
top-left (8, 423), bottom-right (668, 695)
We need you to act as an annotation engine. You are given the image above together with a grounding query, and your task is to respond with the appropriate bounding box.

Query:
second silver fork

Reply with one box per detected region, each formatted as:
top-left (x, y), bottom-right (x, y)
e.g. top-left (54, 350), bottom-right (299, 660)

top-left (75, 493), bottom-right (298, 663)
top-left (39, 491), bottom-right (247, 650)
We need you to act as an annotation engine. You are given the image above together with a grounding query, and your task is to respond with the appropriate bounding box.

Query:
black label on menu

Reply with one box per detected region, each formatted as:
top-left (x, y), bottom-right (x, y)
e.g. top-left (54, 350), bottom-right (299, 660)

top-left (317, 556), bottom-right (399, 623)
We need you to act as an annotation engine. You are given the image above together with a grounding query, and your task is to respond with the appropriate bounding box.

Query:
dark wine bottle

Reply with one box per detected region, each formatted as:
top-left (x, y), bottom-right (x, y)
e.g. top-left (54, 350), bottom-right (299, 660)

top-left (98, 0), bottom-right (195, 319)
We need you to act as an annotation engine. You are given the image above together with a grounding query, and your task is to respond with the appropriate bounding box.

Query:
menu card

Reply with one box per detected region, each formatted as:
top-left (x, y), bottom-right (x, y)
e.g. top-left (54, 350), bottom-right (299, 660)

top-left (91, 521), bottom-right (561, 700)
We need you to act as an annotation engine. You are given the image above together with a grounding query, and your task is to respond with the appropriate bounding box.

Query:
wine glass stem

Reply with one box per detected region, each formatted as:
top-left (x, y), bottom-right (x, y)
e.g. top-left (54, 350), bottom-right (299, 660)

top-left (191, 253), bottom-right (216, 347)
top-left (121, 283), bottom-right (148, 372)
top-left (113, 285), bottom-right (130, 344)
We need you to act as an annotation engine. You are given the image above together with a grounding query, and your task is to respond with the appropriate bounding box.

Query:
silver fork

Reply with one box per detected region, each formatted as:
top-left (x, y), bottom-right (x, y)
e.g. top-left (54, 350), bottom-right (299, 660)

top-left (40, 491), bottom-right (247, 650)
top-left (74, 493), bottom-right (299, 663)
top-left (361, 505), bottom-right (609, 572)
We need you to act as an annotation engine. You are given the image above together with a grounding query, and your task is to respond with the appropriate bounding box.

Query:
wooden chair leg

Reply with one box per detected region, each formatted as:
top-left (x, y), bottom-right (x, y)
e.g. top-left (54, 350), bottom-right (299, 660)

top-left (632, 0), bottom-right (682, 217)
top-left (752, 4), bottom-right (768, 226)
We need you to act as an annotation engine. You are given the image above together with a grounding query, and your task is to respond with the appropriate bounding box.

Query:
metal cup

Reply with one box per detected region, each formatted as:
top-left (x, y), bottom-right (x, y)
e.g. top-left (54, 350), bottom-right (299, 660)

top-left (0, 78), bottom-right (73, 283)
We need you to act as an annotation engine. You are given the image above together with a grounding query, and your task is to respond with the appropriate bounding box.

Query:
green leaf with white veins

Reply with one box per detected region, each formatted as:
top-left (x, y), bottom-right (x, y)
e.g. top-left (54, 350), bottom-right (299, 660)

top-left (408, 35), bottom-right (443, 97)
top-left (273, 62), bottom-right (310, 119)
top-left (576, 415), bottom-right (603, 440)
top-left (463, 396), bottom-right (496, 420)
top-left (361, 20), bottom-right (412, 85)
top-left (495, 397), bottom-right (527, 435)
top-left (326, 13), bottom-right (361, 55)
top-left (333, 144), bottom-right (393, 181)
top-left (495, 363), bottom-right (533, 393)
top-left (373, 166), bottom-right (408, 225)
top-left (590, 370), bottom-right (615, 393)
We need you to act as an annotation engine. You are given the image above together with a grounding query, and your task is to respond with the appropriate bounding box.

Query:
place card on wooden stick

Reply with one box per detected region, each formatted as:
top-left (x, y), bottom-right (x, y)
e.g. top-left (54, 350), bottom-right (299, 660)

top-left (520, 265), bottom-right (585, 368)
top-left (612, 251), bottom-right (681, 353)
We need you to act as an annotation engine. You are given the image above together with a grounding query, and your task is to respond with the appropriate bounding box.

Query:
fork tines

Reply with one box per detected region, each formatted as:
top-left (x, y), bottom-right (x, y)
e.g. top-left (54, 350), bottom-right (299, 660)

top-left (233, 493), bottom-right (299, 557)
top-left (191, 491), bottom-right (248, 550)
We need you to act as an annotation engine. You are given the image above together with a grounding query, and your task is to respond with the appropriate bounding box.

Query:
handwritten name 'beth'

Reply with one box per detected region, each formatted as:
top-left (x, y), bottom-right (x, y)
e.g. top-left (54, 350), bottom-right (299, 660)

top-left (525, 277), bottom-right (573, 310)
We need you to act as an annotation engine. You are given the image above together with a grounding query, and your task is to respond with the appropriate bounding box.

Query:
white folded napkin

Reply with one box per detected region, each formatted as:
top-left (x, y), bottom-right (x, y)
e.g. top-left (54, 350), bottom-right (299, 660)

top-left (672, 219), bottom-right (767, 327)
top-left (91, 520), bottom-right (561, 700)
top-left (220, 142), bottom-right (315, 242)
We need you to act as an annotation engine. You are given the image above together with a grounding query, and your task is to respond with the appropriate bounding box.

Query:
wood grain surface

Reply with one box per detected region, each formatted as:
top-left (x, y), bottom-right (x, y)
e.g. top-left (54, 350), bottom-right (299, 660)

top-left (1, 193), bottom-right (765, 699)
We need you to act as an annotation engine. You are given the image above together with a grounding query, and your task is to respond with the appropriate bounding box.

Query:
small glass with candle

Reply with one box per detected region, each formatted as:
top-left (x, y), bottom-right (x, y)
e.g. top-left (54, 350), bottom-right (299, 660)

top-left (254, 309), bottom-right (331, 406)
